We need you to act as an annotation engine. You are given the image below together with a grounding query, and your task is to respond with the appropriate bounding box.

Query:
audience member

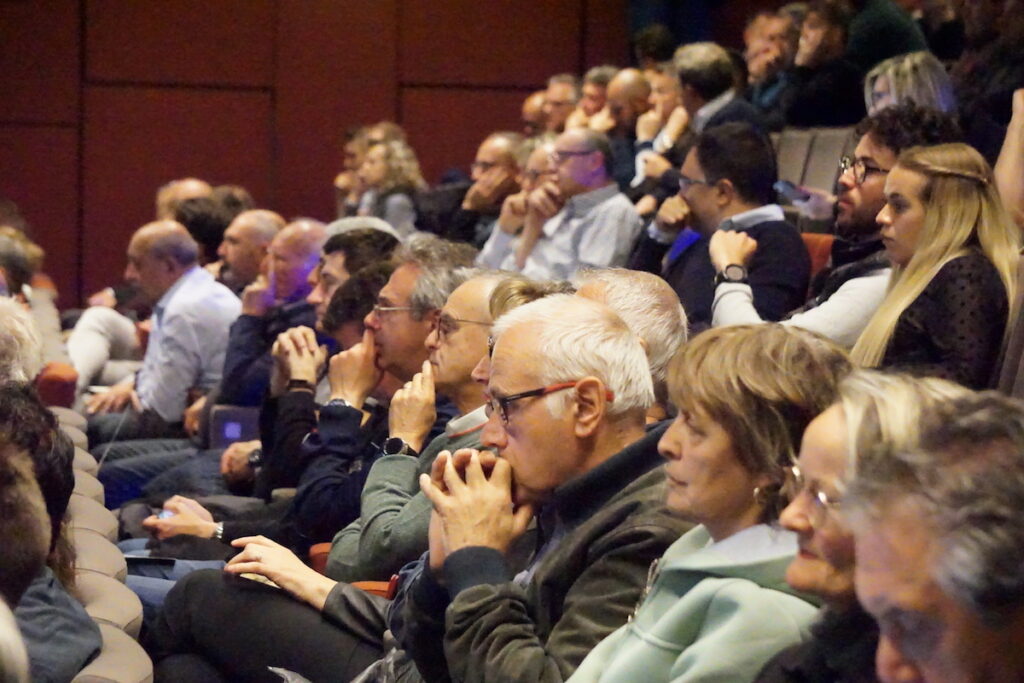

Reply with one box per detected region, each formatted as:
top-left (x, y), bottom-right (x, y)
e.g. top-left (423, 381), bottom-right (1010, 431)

top-left (543, 74), bottom-right (581, 134)
top-left (746, 6), bottom-right (806, 130)
top-left (785, 0), bottom-right (867, 127)
top-left (864, 50), bottom-right (956, 114)
top-left (711, 104), bottom-right (962, 347)
top-left (478, 128), bottom-right (642, 279)
top-left (631, 122), bottom-right (809, 331)
top-left (995, 88), bottom-right (1024, 226)
top-left (85, 221), bottom-right (241, 445)
top-left (844, 0), bottom-right (928, 72)
top-left (478, 137), bottom-right (555, 251)
top-left (449, 132), bottom-right (523, 247)
top-left (0, 297), bottom-right (43, 383)
top-left (521, 90), bottom-right (548, 137)
top-left (756, 370), bottom-right (966, 681)
top-left (357, 140), bottom-right (427, 237)
top-left (850, 143), bottom-right (1020, 387)
top-left (210, 184), bottom-right (256, 218)
top-left (895, 0), bottom-right (964, 61)
top-left (154, 177), bottom-right (212, 221)
top-left (211, 209), bottom-right (284, 294)
top-left (633, 23), bottom-right (676, 70)
top-left (335, 127), bottom-right (371, 218)
top-left (570, 324), bottom-right (850, 681)
top-left (676, 42), bottom-right (766, 136)
top-left (173, 196), bottom-right (234, 266)
top-left (847, 390), bottom-right (1024, 681)
top-left (566, 65), bottom-right (619, 128)
top-left (589, 68), bottom-right (651, 191)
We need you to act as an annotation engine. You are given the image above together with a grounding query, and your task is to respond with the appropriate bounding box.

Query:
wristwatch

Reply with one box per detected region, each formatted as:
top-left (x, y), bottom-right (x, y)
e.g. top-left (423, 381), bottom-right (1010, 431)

top-left (382, 437), bottom-right (417, 457)
top-left (325, 397), bottom-right (355, 410)
top-left (714, 263), bottom-right (749, 286)
top-left (287, 379), bottom-right (316, 392)
top-left (247, 448), bottom-right (264, 469)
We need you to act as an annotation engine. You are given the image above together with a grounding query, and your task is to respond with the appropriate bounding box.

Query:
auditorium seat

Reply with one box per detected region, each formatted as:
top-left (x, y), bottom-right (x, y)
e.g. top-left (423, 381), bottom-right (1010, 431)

top-left (801, 233), bottom-right (836, 286)
top-left (68, 494), bottom-right (119, 542)
top-left (52, 406), bottom-right (88, 431)
top-left (72, 624), bottom-right (153, 683)
top-left (72, 529), bottom-right (127, 582)
top-left (62, 424), bottom-right (89, 450)
top-left (75, 573), bottom-right (144, 639)
top-left (774, 126), bottom-right (855, 193)
top-left (35, 361), bottom-right (79, 408)
top-left (74, 447), bottom-right (100, 476)
top-left (74, 470), bottom-right (105, 505)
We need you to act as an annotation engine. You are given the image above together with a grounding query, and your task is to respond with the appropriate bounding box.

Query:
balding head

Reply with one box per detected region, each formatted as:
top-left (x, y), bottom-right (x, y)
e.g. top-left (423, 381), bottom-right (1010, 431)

top-left (217, 209), bottom-right (284, 290)
top-left (265, 219), bottom-right (327, 302)
top-left (606, 68), bottom-right (652, 130)
top-left (522, 90), bottom-right (548, 137)
top-left (125, 220), bottom-right (200, 303)
top-left (155, 177), bottom-right (212, 220)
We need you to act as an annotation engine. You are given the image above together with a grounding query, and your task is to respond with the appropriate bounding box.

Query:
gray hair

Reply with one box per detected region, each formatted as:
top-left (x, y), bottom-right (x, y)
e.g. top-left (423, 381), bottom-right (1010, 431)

top-left (393, 233), bottom-right (478, 320)
top-left (584, 65), bottom-right (619, 87)
top-left (0, 298), bottom-right (43, 382)
top-left (573, 268), bottom-right (687, 391)
top-left (325, 216), bottom-right (402, 242)
top-left (492, 294), bottom-right (654, 417)
top-left (846, 390), bottom-right (1024, 627)
top-left (547, 73), bottom-right (581, 101)
top-left (673, 41), bottom-right (734, 101)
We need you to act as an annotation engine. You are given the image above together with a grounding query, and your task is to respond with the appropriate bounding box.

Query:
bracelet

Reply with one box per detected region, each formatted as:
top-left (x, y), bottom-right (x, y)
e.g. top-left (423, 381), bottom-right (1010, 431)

top-left (213, 522), bottom-right (224, 541)
top-left (287, 379), bottom-right (316, 392)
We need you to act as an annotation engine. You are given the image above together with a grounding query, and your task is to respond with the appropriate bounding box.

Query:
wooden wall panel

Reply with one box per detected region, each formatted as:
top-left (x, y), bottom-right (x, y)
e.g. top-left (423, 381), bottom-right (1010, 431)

top-left (0, 1), bottom-right (79, 124)
top-left (275, 1), bottom-right (399, 221)
top-left (85, 0), bottom-right (275, 86)
top-left (584, 0), bottom-right (631, 68)
top-left (81, 87), bottom-right (273, 296)
top-left (402, 88), bottom-right (528, 185)
top-left (0, 127), bottom-right (80, 303)
top-left (400, 1), bottom-right (582, 87)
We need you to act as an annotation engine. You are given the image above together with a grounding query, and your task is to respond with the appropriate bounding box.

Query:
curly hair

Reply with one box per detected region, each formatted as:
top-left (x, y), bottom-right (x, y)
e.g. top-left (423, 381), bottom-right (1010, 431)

top-left (855, 102), bottom-right (962, 155)
top-left (369, 140), bottom-right (427, 194)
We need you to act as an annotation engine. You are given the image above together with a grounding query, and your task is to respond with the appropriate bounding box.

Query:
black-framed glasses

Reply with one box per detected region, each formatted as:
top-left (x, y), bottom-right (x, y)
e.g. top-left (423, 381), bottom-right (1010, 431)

top-left (485, 381), bottom-right (616, 425)
top-left (549, 149), bottom-right (595, 165)
top-left (678, 174), bottom-right (715, 193)
top-left (839, 155), bottom-right (889, 185)
top-left (436, 313), bottom-right (491, 342)
top-left (788, 465), bottom-right (842, 528)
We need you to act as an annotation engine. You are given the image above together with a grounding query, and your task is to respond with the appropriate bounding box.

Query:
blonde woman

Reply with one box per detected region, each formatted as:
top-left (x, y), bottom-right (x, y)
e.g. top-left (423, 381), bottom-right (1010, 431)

top-left (864, 50), bottom-right (957, 115)
top-left (356, 140), bottom-right (427, 237)
top-left (756, 370), bottom-right (967, 681)
top-left (851, 143), bottom-right (1020, 388)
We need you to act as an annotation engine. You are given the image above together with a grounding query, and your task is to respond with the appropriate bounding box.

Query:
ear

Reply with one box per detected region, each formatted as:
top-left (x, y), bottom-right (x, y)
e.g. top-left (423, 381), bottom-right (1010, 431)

top-left (714, 177), bottom-right (737, 208)
top-left (572, 376), bottom-right (608, 438)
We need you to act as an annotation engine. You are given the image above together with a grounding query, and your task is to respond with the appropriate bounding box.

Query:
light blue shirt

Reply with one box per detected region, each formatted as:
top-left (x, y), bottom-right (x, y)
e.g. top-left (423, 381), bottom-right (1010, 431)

top-left (135, 266), bottom-right (241, 421)
top-left (477, 184), bottom-right (643, 281)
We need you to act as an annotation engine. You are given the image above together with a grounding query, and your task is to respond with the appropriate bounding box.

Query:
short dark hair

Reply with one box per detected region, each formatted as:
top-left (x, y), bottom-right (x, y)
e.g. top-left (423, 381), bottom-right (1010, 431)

top-left (0, 235), bottom-right (31, 294)
top-left (173, 196), bottom-right (233, 260)
top-left (0, 444), bottom-right (49, 606)
top-left (695, 122), bottom-right (778, 206)
top-left (323, 229), bottom-right (399, 274)
top-left (807, 0), bottom-right (855, 34)
top-left (321, 262), bottom-right (395, 334)
top-left (633, 23), bottom-right (676, 63)
top-left (855, 103), bottom-right (963, 155)
top-left (210, 184), bottom-right (256, 220)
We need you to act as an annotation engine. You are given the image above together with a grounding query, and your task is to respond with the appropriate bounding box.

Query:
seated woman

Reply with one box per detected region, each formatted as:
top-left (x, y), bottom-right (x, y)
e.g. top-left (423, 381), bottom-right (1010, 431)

top-left (850, 143), bottom-right (1020, 388)
top-left (756, 369), bottom-right (968, 682)
top-left (568, 324), bottom-right (851, 682)
top-left (863, 50), bottom-right (957, 116)
top-left (356, 140), bottom-right (427, 237)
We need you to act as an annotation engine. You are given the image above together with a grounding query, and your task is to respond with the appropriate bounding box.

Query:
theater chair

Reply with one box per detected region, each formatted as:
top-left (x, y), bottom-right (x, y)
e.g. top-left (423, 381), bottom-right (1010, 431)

top-left (62, 424), bottom-right (89, 451)
top-left (35, 361), bottom-right (78, 408)
top-left (74, 470), bottom-right (105, 505)
top-left (74, 447), bottom-right (100, 477)
top-left (800, 233), bottom-right (836, 287)
top-left (72, 624), bottom-right (153, 683)
top-left (307, 543), bottom-right (397, 599)
top-left (68, 495), bottom-right (118, 542)
top-left (52, 406), bottom-right (88, 432)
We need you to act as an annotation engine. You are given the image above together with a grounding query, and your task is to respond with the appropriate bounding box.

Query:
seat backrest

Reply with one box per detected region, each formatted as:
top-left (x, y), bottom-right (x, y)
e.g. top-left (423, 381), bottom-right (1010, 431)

top-left (801, 232), bottom-right (836, 287)
top-left (775, 128), bottom-right (814, 186)
top-left (207, 405), bottom-right (261, 448)
top-left (803, 127), bottom-right (854, 193)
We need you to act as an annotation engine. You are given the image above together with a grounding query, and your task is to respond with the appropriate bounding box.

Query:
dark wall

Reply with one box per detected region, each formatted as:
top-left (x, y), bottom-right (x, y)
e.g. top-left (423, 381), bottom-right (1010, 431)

top-left (0, 0), bottom-right (630, 305)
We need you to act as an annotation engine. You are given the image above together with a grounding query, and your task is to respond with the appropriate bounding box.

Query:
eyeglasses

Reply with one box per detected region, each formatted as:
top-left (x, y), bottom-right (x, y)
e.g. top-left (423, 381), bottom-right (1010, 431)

top-left (549, 149), bottom-right (595, 165)
top-left (471, 160), bottom-right (498, 173)
top-left (788, 465), bottom-right (842, 528)
top-left (372, 303), bottom-right (416, 317)
top-left (678, 174), bottom-right (715, 193)
top-left (839, 155), bottom-right (889, 185)
top-left (485, 381), bottom-right (615, 425)
top-left (436, 313), bottom-right (490, 341)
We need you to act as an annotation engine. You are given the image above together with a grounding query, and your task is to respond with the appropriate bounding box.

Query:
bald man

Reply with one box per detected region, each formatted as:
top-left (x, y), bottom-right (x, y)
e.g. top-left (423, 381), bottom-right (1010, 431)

top-left (215, 209), bottom-right (285, 294)
top-left (155, 177), bottom-right (212, 220)
top-left (521, 90), bottom-right (547, 137)
top-left (591, 68), bottom-right (652, 192)
top-left (86, 221), bottom-right (241, 447)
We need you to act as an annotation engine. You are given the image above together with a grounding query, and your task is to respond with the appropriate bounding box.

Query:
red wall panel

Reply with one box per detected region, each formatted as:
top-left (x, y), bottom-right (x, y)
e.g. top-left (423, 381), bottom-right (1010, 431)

top-left (584, 0), bottom-right (631, 68)
top-left (0, 126), bottom-right (80, 303)
top-left (275, 1), bottom-right (399, 221)
top-left (400, 1), bottom-right (583, 87)
top-left (86, 0), bottom-right (275, 86)
top-left (81, 87), bottom-right (273, 296)
top-left (0, 1), bottom-right (80, 124)
top-left (402, 87), bottom-right (528, 185)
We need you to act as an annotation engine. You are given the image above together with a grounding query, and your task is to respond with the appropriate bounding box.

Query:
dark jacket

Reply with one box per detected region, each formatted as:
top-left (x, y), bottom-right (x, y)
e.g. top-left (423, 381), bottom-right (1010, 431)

top-left (845, 0), bottom-right (927, 72)
top-left (389, 423), bottom-right (692, 683)
top-left (782, 60), bottom-right (867, 128)
top-left (630, 218), bottom-right (810, 333)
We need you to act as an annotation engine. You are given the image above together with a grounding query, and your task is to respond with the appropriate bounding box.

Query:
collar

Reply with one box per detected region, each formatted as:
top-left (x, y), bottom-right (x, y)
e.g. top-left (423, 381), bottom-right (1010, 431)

top-left (717, 204), bottom-right (785, 232)
top-left (693, 89), bottom-right (736, 132)
top-left (154, 265), bottom-right (202, 317)
top-left (543, 183), bottom-right (620, 236)
top-left (446, 404), bottom-right (488, 438)
top-left (831, 237), bottom-right (885, 267)
top-left (546, 421), bottom-right (668, 525)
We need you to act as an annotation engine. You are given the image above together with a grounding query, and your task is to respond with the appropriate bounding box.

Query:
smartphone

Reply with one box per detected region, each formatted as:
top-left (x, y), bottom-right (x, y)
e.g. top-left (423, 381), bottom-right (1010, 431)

top-left (774, 180), bottom-right (811, 203)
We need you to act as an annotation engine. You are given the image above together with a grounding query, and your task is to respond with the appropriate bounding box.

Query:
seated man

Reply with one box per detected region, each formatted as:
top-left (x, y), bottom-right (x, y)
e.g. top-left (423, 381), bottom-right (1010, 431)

top-left (710, 103), bottom-right (962, 347)
top-left (477, 128), bottom-right (643, 280)
top-left (630, 121), bottom-right (809, 332)
top-left (84, 221), bottom-right (241, 446)
top-left (448, 132), bottom-right (524, 247)
top-left (147, 294), bottom-right (689, 682)
top-left (848, 390), bottom-right (1024, 681)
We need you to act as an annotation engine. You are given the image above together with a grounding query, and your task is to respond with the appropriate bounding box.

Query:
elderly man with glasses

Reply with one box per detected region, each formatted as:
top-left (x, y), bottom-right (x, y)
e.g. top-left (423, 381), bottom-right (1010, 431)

top-left (707, 104), bottom-right (962, 347)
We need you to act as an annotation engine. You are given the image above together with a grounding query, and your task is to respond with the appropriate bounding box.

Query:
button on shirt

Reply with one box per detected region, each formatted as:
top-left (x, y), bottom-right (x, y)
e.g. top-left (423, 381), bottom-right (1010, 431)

top-left (135, 266), bottom-right (241, 422)
top-left (477, 184), bottom-right (643, 280)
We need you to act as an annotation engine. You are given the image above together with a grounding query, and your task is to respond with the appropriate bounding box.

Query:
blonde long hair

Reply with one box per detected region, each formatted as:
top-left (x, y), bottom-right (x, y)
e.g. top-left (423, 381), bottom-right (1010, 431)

top-left (864, 51), bottom-right (956, 115)
top-left (851, 144), bottom-right (1020, 367)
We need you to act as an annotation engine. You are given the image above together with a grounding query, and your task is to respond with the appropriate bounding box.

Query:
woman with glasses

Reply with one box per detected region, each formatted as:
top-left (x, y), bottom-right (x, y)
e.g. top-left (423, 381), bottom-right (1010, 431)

top-left (356, 140), bottom-right (427, 237)
top-left (756, 370), bottom-right (967, 682)
top-left (850, 143), bottom-right (1020, 388)
top-left (569, 324), bottom-right (851, 682)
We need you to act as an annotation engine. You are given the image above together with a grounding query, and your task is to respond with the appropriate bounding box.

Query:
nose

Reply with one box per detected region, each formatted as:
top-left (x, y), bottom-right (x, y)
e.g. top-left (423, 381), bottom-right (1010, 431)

top-left (425, 325), bottom-right (440, 352)
top-left (778, 493), bottom-right (812, 534)
top-left (876, 635), bottom-right (924, 683)
top-left (838, 165), bottom-right (856, 191)
top-left (657, 419), bottom-right (684, 462)
top-left (876, 204), bottom-right (892, 228)
top-left (471, 356), bottom-right (490, 385)
top-left (364, 307), bottom-right (381, 331)
top-left (306, 282), bottom-right (322, 306)
top-left (480, 409), bottom-right (506, 450)
top-left (217, 241), bottom-right (227, 259)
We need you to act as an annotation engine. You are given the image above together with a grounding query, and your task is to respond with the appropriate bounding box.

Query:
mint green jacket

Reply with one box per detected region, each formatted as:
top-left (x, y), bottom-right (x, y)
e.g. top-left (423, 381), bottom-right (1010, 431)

top-left (568, 524), bottom-right (818, 682)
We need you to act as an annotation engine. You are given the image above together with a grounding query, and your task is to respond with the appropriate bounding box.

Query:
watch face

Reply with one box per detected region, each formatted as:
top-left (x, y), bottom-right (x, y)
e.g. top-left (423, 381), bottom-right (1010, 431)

top-left (383, 437), bottom-right (407, 455)
top-left (724, 264), bottom-right (747, 280)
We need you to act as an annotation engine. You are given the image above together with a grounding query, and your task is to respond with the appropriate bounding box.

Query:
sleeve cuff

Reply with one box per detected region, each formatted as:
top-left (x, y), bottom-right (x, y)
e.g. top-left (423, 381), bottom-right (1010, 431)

top-left (413, 561), bottom-right (452, 616)
top-left (444, 546), bottom-right (511, 599)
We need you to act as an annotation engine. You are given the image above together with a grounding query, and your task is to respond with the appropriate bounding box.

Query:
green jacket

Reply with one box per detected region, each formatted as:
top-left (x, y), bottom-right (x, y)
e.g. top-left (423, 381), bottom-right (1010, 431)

top-left (326, 406), bottom-right (487, 582)
top-left (568, 524), bottom-right (818, 682)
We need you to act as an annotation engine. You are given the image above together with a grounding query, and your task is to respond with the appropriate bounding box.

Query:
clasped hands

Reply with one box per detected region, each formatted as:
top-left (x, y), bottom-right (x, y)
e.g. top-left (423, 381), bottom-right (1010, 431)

top-left (420, 449), bottom-right (534, 578)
